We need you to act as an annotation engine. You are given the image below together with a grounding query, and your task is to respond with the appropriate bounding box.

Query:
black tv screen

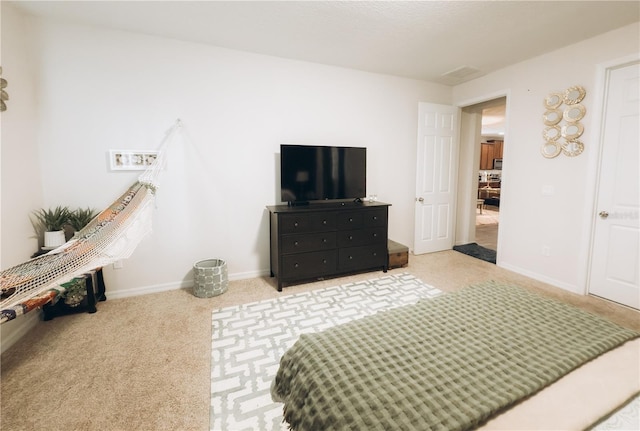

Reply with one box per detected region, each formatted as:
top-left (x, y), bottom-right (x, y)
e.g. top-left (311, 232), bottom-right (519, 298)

top-left (280, 144), bottom-right (366, 203)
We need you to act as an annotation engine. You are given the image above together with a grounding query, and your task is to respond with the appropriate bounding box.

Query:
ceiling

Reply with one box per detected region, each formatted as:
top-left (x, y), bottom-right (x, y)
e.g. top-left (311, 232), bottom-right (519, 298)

top-left (481, 104), bottom-right (506, 139)
top-left (11, 1), bottom-right (640, 85)
top-left (8, 1), bottom-right (639, 138)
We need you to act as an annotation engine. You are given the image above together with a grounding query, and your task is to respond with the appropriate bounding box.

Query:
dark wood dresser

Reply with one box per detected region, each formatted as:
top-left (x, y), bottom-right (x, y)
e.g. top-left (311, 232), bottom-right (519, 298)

top-left (267, 201), bottom-right (390, 291)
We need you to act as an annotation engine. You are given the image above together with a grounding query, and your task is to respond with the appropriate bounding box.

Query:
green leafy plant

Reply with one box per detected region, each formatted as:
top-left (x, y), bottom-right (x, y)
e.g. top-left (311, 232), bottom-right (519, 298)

top-left (68, 207), bottom-right (98, 232)
top-left (60, 277), bottom-right (86, 306)
top-left (31, 206), bottom-right (71, 232)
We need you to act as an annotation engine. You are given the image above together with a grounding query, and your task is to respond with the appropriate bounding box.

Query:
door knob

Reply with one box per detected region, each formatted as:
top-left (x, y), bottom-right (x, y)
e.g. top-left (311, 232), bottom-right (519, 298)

top-left (416, 197), bottom-right (424, 203)
top-left (599, 211), bottom-right (609, 219)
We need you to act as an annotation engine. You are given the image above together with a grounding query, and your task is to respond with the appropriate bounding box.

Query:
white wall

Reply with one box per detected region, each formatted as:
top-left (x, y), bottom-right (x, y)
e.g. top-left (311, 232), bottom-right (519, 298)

top-left (5, 14), bottom-right (450, 300)
top-left (453, 22), bottom-right (640, 293)
top-left (455, 108), bottom-right (483, 245)
top-left (0, 3), bottom-right (45, 352)
top-left (1, 3), bottom-right (42, 268)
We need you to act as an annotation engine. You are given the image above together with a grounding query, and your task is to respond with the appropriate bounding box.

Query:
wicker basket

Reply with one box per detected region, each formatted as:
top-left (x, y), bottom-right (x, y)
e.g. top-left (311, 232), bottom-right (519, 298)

top-left (193, 259), bottom-right (228, 298)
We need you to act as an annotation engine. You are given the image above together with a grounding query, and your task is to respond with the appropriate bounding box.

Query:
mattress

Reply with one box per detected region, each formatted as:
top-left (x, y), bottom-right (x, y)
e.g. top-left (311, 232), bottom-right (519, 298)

top-left (271, 282), bottom-right (638, 430)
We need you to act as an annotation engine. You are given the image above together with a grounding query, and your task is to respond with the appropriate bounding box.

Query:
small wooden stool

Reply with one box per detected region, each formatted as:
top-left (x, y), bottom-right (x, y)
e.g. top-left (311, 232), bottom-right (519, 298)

top-left (388, 240), bottom-right (409, 269)
top-left (477, 199), bottom-right (485, 214)
top-left (43, 268), bottom-right (107, 321)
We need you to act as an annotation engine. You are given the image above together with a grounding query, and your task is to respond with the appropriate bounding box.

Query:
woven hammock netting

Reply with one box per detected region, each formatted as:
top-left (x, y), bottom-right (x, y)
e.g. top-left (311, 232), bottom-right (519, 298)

top-left (0, 121), bottom-right (182, 316)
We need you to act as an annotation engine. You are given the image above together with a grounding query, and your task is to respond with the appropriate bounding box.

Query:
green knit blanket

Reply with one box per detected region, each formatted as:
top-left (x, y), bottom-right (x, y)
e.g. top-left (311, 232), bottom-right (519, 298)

top-left (271, 281), bottom-right (638, 431)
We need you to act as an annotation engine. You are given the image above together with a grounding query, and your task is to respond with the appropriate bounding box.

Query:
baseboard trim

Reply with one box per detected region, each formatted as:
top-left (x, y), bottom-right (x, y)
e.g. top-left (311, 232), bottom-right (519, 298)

top-left (0, 310), bottom-right (42, 354)
top-left (106, 280), bottom-right (191, 300)
top-left (105, 269), bottom-right (271, 300)
top-left (499, 261), bottom-right (581, 295)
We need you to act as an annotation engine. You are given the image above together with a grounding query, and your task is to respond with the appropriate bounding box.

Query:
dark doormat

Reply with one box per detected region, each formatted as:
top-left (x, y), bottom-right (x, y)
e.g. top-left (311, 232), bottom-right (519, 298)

top-left (453, 243), bottom-right (496, 264)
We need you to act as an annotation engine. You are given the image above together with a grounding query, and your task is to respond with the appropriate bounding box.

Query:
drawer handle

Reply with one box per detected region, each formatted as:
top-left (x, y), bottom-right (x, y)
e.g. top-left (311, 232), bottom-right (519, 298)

top-left (294, 222), bottom-right (298, 227)
top-left (373, 233), bottom-right (377, 238)
top-left (372, 252), bottom-right (377, 256)
top-left (349, 217), bottom-right (353, 222)
top-left (322, 238), bottom-right (327, 243)
top-left (294, 263), bottom-right (299, 268)
top-left (322, 220), bottom-right (327, 225)
top-left (349, 256), bottom-right (353, 260)
top-left (294, 241), bottom-right (299, 246)
top-left (322, 259), bottom-right (327, 264)
top-left (373, 216), bottom-right (377, 220)
top-left (348, 235), bottom-right (353, 240)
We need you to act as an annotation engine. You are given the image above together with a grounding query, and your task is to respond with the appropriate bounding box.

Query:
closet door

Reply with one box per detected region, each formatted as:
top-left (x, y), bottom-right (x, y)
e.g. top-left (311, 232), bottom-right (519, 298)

top-left (589, 60), bottom-right (639, 310)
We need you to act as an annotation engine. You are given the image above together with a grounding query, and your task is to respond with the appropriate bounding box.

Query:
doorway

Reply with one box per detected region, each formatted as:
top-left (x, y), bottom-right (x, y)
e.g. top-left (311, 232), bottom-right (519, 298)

top-left (588, 59), bottom-right (639, 309)
top-left (455, 97), bottom-right (506, 263)
top-left (476, 101), bottom-right (505, 251)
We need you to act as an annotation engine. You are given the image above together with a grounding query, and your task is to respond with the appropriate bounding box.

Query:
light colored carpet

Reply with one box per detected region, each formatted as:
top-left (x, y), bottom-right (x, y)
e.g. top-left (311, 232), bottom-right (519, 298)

top-left (1, 250), bottom-right (638, 430)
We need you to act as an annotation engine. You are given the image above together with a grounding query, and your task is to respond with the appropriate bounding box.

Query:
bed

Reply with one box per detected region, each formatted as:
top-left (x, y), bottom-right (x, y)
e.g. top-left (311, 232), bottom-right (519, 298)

top-left (271, 281), bottom-right (639, 430)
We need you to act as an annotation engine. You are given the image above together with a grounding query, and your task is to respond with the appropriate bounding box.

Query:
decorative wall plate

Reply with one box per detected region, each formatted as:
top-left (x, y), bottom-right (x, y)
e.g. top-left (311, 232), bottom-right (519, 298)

top-left (563, 104), bottom-right (586, 122)
top-left (563, 85), bottom-right (586, 105)
top-left (562, 140), bottom-right (584, 157)
top-left (541, 141), bottom-right (562, 158)
top-left (543, 125), bottom-right (562, 141)
top-left (543, 109), bottom-right (563, 126)
top-left (561, 122), bottom-right (584, 140)
top-left (544, 93), bottom-right (563, 109)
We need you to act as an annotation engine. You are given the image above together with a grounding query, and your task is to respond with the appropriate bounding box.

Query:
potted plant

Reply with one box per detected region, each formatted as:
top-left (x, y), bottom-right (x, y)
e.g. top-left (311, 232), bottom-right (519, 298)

top-left (31, 206), bottom-right (71, 248)
top-left (60, 277), bottom-right (86, 307)
top-left (68, 207), bottom-right (98, 235)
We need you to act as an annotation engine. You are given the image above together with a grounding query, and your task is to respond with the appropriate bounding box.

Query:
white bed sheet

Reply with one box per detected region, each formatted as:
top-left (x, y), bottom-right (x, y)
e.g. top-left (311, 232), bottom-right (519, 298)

top-left (479, 338), bottom-right (640, 430)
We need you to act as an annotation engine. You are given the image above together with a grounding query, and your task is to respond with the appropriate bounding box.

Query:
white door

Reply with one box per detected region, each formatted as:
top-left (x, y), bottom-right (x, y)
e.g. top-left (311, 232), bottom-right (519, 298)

top-left (589, 60), bottom-right (640, 309)
top-left (414, 103), bottom-right (459, 254)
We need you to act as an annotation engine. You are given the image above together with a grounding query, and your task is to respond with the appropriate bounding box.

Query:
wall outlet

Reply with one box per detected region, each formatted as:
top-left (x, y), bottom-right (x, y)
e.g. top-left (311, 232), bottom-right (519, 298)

top-left (113, 260), bottom-right (123, 269)
top-left (541, 246), bottom-right (551, 256)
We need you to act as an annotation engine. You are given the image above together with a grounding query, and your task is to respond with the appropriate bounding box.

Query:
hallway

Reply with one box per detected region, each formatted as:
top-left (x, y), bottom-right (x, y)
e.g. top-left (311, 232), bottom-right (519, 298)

top-left (476, 205), bottom-right (499, 250)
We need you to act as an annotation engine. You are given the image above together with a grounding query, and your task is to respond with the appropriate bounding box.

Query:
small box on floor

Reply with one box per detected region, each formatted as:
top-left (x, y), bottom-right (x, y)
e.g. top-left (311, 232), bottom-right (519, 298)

top-left (388, 240), bottom-right (408, 269)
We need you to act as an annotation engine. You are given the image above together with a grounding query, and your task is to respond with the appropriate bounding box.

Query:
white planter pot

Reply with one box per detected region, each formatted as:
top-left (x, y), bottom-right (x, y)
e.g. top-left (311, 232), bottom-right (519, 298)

top-left (44, 230), bottom-right (66, 248)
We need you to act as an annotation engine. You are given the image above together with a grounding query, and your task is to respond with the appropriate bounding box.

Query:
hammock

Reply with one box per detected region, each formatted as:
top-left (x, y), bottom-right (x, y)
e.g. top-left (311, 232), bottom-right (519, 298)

top-left (0, 120), bottom-right (182, 323)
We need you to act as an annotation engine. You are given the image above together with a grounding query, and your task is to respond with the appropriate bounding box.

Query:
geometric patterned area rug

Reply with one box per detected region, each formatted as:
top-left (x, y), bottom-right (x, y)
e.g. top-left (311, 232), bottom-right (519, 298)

top-left (210, 273), bottom-right (442, 431)
top-left (592, 395), bottom-right (640, 430)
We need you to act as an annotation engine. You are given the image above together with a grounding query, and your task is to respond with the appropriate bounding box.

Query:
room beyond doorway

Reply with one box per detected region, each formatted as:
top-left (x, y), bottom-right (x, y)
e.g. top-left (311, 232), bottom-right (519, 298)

top-left (475, 98), bottom-right (505, 256)
top-left (476, 204), bottom-right (499, 250)
top-left (455, 96), bottom-right (506, 263)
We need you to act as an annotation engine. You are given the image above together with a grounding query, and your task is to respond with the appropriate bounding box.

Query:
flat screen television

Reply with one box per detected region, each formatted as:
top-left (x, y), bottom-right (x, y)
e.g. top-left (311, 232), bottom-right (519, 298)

top-left (280, 144), bottom-right (366, 204)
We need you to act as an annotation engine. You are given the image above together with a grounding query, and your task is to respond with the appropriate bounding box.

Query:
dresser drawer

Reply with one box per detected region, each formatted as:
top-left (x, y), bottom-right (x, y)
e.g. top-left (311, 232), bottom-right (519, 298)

top-left (282, 250), bottom-right (337, 279)
top-left (280, 212), bottom-right (336, 234)
top-left (337, 208), bottom-right (387, 229)
top-left (282, 232), bottom-right (337, 254)
top-left (363, 208), bottom-right (387, 227)
top-left (338, 245), bottom-right (387, 270)
top-left (337, 227), bottom-right (386, 247)
top-left (337, 211), bottom-right (364, 229)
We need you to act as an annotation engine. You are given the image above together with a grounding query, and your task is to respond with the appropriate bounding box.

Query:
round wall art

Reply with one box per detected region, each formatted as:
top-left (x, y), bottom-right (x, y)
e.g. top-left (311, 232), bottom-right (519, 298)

top-left (542, 85), bottom-right (586, 158)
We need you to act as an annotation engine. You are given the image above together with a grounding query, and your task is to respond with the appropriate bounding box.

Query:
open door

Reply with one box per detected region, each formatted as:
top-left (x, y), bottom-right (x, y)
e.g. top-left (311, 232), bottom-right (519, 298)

top-left (589, 60), bottom-right (639, 309)
top-left (414, 103), bottom-right (459, 254)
